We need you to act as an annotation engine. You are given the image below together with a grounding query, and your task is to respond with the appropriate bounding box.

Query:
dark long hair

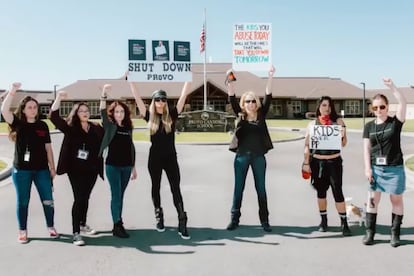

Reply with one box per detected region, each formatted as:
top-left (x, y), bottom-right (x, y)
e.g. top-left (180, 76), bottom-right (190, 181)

top-left (66, 102), bottom-right (89, 128)
top-left (8, 96), bottom-right (40, 141)
top-left (316, 96), bottom-right (339, 121)
top-left (107, 101), bottom-right (133, 130)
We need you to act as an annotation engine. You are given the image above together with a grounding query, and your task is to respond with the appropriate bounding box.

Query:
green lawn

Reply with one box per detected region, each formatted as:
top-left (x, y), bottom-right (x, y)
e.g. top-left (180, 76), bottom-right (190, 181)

top-left (405, 156), bottom-right (414, 172)
top-left (0, 160), bottom-right (6, 170)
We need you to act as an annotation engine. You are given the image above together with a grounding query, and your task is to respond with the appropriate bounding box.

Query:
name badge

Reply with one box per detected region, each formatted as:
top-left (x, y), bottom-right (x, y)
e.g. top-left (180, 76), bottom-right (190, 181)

top-left (24, 151), bottom-right (30, 162)
top-left (77, 149), bottom-right (89, 160)
top-left (375, 156), bottom-right (387, 166)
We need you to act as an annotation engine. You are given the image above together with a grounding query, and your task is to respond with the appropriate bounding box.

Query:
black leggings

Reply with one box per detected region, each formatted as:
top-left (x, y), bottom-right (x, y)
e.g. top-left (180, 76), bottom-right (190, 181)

top-left (310, 157), bottom-right (344, 202)
top-left (148, 153), bottom-right (184, 213)
top-left (68, 172), bottom-right (97, 233)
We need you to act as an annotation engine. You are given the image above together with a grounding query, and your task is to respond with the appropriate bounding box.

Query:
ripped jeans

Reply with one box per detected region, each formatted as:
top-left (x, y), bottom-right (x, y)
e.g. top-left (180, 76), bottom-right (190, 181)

top-left (12, 168), bottom-right (55, 230)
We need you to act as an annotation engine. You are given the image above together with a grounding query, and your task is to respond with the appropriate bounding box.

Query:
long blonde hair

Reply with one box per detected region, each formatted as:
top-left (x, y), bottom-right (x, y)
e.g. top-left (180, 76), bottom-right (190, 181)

top-left (148, 99), bottom-right (172, 135)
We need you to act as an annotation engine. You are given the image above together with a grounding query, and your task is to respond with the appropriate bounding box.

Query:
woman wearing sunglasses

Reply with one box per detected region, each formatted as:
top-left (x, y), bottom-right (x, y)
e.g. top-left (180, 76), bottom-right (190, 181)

top-left (362, 78), bottom-right (407, 247)
top-left (130, 81), bottom-right (192, 239)
top-left (226, 65), bottom-right (275, 232)
top-left (303, 96), bottom-right (350, 236)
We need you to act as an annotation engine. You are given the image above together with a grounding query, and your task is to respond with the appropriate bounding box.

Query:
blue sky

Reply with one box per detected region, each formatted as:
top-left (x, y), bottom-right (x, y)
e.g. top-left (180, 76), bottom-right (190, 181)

top-left (1, 0), bottom-right (413, 90)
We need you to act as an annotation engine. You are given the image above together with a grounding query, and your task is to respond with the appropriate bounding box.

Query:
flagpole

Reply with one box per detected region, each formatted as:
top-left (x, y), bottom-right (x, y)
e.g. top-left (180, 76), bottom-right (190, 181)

top-left (203, 8), bottom-right (207, 111)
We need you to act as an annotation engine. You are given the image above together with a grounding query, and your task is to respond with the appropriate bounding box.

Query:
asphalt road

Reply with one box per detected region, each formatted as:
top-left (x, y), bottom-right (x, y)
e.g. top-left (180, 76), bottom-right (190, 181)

top-left (1, 131), bottom-right (414, 276)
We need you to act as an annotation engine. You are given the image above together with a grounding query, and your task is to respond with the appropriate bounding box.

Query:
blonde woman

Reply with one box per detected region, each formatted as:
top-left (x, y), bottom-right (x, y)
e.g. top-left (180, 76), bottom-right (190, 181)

top-left (130, 80), bottom-right (192, 239)
top-left (226, 66), bottom-right (275, 232)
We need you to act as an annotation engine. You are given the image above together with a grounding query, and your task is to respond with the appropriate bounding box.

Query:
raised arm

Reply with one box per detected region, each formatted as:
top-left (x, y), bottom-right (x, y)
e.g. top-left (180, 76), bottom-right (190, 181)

top-left (49, 91), bottom-right (70, 132)
top-left (265, 65), bottom-right (275, 95)
top-left (176, 81), bottom-right (191, 114)
top-left (129, 82), bottom-right (147, 117)
top-left (51, 90), bottom-right (67, 111)
top-left (1, 82), bottom-right (21, 124)
top-left (383, 78), bottom-right (407, 122)
top-left (100, 84), bottom-right (111, 111)
top-left (226, 81), bottom-right (240, 114)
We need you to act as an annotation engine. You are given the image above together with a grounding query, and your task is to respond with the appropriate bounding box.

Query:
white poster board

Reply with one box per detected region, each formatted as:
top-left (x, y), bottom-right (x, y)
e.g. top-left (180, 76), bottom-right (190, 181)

top-left (309, 125), bottom-right (342, 150)
top-left (232, 23), bottom-right (271, 71)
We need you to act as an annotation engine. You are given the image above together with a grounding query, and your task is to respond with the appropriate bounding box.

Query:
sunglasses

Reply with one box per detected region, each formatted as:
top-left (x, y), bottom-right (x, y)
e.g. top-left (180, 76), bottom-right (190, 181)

top-left (154, 98), bottom-right (167, 102)
top-left (245, 99), bottom-right (257, 104)
top-left (372, 105), bottom-right (386, 111)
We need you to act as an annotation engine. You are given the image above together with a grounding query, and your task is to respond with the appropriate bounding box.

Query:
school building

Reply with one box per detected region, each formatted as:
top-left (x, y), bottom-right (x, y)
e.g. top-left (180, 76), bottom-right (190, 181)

top-left (1, 63), bottom-right (414, 120)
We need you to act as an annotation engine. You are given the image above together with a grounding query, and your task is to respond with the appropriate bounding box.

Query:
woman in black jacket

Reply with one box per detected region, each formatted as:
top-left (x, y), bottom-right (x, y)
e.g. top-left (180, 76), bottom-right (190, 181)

top-left (50, 91), bottom-right (104, 246)
top-left (226, 65), bottom-right (275, 232)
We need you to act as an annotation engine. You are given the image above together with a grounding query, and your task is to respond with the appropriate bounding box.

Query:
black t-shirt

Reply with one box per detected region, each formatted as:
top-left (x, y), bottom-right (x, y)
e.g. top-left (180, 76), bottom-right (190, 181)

top-left (237, 120), bottom-right (265, 155)
top-left (363, 116), bottom-right (403, 165)
top-left (144, 107), bottom-right (178, 156)
top-left (106, 125), bottom-right (134, 166)
top-left (10, 115), bottom-right (51, 170)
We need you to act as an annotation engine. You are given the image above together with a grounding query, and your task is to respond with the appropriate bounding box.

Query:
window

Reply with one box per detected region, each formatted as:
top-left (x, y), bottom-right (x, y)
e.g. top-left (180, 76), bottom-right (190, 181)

top-left (40, 105), bottom-right (50, 117)
top-left (291, 100), bottom-right (301, 113)
top-left (60, 102), bottom-right (73, 117)
top-left (89, 101), bottom-right (99, 118)
top-left (345, 100), bottom-right (360, 115)
top-left (270, 100), bottom-right (283, 116)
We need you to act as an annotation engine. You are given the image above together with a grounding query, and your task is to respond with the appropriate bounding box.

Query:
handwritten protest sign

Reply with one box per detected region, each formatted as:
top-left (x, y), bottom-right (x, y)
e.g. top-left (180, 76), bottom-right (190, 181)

top-left (128, 39), bottom-right (191, 82)
top-left (309, 125), bottom-right (342, 150)
top-left (232, 23), bottom-right (271, 71)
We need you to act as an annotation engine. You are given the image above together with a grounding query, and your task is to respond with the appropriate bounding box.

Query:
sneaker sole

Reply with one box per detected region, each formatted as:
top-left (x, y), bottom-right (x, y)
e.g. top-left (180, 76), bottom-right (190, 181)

top-left (178, 233), bottom-right (191, 240)
top-left (73, 241), bottom-right (85, 246)
top-left (156, 228), bottom-right (166, 233)
top-left (81, 231), bottom-right (97, 235)
top-left (17, 239), bottom-right (28, 244)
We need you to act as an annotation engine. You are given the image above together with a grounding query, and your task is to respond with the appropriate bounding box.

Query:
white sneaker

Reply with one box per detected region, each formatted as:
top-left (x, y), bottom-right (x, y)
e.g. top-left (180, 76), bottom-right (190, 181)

top-left (48, 227), bottom-right (60, 239)
top-left (17, 230), bottom-right (28, 244)
top-left (80, 224), bottom-right (97, 235)
top-left (73, 233), bottom-right (85, 246)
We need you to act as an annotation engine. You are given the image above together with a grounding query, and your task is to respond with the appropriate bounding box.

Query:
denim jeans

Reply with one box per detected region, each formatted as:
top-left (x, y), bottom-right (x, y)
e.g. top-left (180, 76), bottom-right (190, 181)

top-left (106, 165), bottom-right (132, 223)
top-left (12, 168), bottom-right (54, 230)
top-left (231, 153), bottom-right (269, 223)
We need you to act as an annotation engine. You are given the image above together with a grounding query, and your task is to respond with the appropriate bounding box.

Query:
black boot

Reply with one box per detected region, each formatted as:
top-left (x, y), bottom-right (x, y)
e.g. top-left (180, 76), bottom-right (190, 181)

top-left (227, 210), bottom-right (240, 231)
top-left (259, 201), bottom-right (271, 232)
top-left (261, 221), bottom-right (272, 232)
top-left (112, 221), bottom-right (129, 238)
top-left (362, 213), bottom-right (377, 245)
top-left (178, 212), bottom-right (190, 239)
top-left (340, 214), bottom-right (351, 236)
top-left (319, 211), bottom-right (328, 232)
top-left (390, 213), bottom-right (403, 248)
top-left (155, 207), bottom-right (165, 232)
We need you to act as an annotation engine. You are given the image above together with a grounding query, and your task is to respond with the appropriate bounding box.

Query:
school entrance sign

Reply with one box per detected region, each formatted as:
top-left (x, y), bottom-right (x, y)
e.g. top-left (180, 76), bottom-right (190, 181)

top-left (177, 110), bottom-right (235, 132)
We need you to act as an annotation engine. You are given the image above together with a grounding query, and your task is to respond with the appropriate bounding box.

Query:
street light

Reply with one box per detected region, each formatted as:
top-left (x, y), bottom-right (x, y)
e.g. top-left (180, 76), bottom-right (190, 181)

top-left (360, 82), bottom-right (366, 127)
top-left (53, 84), bottom-right (59, 100)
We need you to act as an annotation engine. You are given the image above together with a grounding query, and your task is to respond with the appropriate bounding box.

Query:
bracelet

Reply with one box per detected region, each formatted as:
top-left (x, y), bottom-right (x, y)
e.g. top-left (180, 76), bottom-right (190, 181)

top-left (101, 96), bottom-right (107, 100)
top-left (302, 163), bottom-right (309, 165)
